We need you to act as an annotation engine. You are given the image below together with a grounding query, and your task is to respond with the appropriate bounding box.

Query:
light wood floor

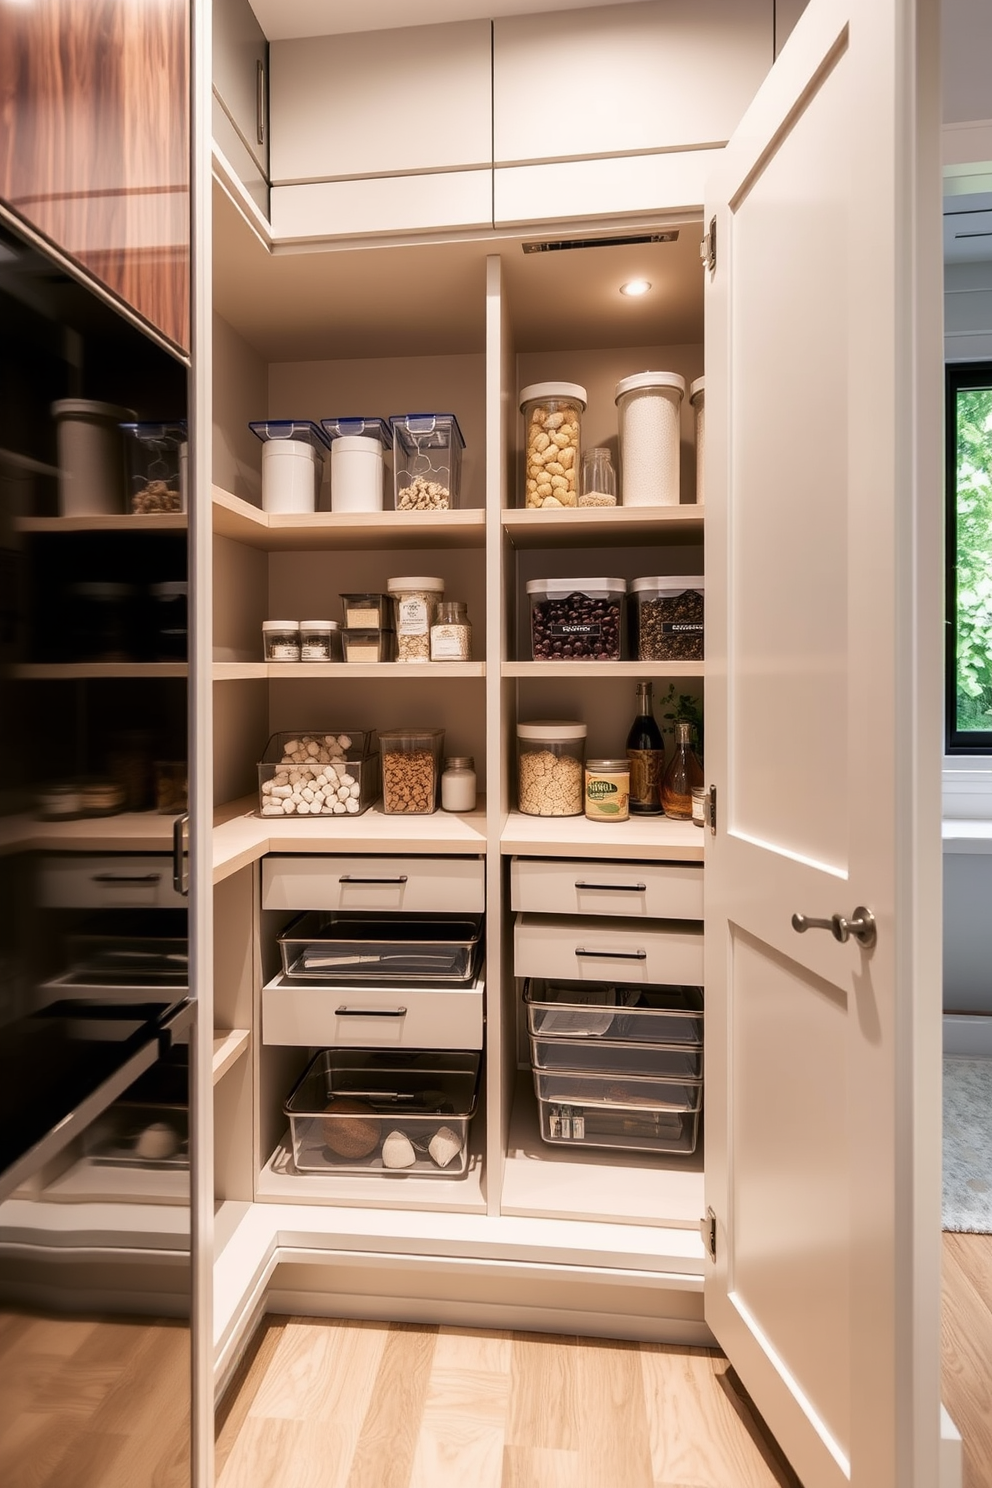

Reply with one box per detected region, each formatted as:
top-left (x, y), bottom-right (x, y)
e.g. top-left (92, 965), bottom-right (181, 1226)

top-left (941, 1232), bottom-right (992, 1488)
top-left (215, 1320), bottom-right (796, 1488)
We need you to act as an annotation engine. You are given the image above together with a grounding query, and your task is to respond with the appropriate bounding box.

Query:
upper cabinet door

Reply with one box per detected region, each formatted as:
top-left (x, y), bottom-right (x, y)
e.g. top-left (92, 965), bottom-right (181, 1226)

top-left (493, 0), bottom-right (772, 166)
top-left (269, 21), bottom-right (492, 185)
top-left (0, 0), bottom-right (190, 353)
top-left (213, 0), bottom-right (269, 179)
top-left (703, 1), bottom-right (942, 1486)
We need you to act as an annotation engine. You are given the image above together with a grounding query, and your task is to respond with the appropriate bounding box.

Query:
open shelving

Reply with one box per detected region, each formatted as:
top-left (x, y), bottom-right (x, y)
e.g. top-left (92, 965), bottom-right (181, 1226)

top-left (213, 485), bottom-right (486, 550)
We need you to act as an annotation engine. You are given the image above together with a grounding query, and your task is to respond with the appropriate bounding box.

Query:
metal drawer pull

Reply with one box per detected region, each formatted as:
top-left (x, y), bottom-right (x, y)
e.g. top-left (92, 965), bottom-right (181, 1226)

top-left (335, 1005), bottom-right (407, 1017)
top-left (574, 948), bottom-right (647, 960)
top-left (791, 906), bottom-right (876, 949)
top-left (173, 813), bottom-right (189, 896)
top-left (92, 873), bottom-right (161, 884)
top-left (338, 875), bottom-right (409, 885)
top-left (574, 881), bottom-right (647, 892)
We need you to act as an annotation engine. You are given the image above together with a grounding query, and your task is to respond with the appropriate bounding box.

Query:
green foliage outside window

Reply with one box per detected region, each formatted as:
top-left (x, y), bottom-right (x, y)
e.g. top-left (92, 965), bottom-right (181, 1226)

top-left (954, 386), bottom-right (992, 735)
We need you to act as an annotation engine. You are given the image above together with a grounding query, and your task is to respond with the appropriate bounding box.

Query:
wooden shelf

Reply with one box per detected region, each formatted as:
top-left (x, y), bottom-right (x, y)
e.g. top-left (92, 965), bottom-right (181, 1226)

top-left (503, 661), bottom-right (702, 679)
top-left (0, 809), bottom-right (179, 857)
top-left (213, 1029), bottom-right (251, 1084)
top-left (214, 661), bottom-right (485, 681)
top-left (501, 810), bottom-right (704, 862)
top-left (14, 662), bottom-right (188, 679)
top-left (502, 505), bottom-right (704, 549)
top-left (213, 485), bottom-right (486, 551)
top-left (256, 1129), bottom-right (487, 1215)
top-left (14, 513), bottom-right (187, 534)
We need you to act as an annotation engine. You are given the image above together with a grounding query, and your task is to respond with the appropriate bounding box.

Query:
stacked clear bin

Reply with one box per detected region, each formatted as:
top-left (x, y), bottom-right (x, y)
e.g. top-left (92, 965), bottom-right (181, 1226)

top-left (524, 979), bottom-right (704, 1154)
top-left (257, 731), bottom-right (379, 818)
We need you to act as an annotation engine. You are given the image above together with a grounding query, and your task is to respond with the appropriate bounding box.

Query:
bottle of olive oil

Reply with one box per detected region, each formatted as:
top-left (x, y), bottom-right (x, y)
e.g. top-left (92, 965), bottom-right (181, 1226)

top-left (626, 681), bottom-right (665, 814)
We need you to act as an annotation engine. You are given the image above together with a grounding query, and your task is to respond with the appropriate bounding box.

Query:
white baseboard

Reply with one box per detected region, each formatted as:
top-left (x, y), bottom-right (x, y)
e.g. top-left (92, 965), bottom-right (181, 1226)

top-left (943, 1013), bottom-right (992, 1057)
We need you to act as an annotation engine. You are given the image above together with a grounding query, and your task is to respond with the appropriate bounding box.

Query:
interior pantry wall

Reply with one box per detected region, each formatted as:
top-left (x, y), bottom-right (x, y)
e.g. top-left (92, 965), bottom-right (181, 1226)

top-left (213, 312), bottom-right (265, 502)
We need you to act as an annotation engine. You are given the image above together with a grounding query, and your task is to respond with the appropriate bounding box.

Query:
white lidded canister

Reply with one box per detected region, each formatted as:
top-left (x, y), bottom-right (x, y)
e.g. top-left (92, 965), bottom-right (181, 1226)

top-left (331, 434), bottom-right (384, 512)
top-left (689, 376), bottom-right (705, 505)
top-left (614, 371), bottom-right (685, 507)
top-left (262, 439), bottom-right (320, 514)
top-left (51, 399), bottom-right (133, 516)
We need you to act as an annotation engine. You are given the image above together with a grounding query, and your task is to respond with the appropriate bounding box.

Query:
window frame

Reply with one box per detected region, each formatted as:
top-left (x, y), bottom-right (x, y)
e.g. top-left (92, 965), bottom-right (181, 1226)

top-left (945, 360), bottom-right (992, 755)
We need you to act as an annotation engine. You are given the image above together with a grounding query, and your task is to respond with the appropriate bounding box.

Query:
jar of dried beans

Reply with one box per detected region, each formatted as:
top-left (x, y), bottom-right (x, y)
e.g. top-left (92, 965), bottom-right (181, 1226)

top-left (629, 577), bottom-right (704, 662)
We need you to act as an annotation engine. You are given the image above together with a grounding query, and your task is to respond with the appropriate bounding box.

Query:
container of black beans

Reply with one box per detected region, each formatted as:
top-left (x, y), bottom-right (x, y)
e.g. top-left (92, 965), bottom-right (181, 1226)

top-left (629, 576), bottom-right (704, 661)
top-left (526, 578), bottom-right (625, 661)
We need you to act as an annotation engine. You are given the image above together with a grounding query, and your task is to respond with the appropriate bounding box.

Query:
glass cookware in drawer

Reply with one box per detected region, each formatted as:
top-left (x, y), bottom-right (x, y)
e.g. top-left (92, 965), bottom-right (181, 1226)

top-left (262, 855), bottom-right (485, 913)
top-left (262, 970), bottom-right (484, 1050)
top-left (514, 914), bottom-right (703, 986)
top-left (510, 856), bottom-right (703, 921)
top-left (37, 854), bottom-right (186, 909)
top-left (278, 911), bottom-right (484, 984)
top-left (523, 979), bottom-right (703, 1045)
top-left (285, 1048), bottom-right (480, 1177)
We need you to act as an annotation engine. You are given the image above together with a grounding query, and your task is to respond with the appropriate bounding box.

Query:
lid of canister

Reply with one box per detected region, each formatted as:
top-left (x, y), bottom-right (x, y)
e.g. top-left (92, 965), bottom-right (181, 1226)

top-left (330, 435), bottom-right (384, 456)
top-left (151, 581), bottom-right (188, 597)
top-left (689, 376), bottom-right (705, 403)
top-left (586, 759), bottom-right (629, 771)
top-left (517, 720), bottom-right (588, 741)
top-left (445, 756), bottom-right (475, 769)
top-left (51, 399), bottom-right (135, 422)
top-left (519, 382), bottom-right (587, 410)
top-left (321, 417), bottom-right (391, 446)
top-left (249, 420), bottom-right (330, 448)
top-left (525, 577), bottom-right (626, 596)
top-left (629, 575), bottom-right (704, 595)
top-left (614, 371), bottom-right (686, 402)
top-left (387, 576), bottom-right (445, 593)
top-left (300, 619), bottom-right (340, 630)
top-left (262, 619), bottom-right (300, 630)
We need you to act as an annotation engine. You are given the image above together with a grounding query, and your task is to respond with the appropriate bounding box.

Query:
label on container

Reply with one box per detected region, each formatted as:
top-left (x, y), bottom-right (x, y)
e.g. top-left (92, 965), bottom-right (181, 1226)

top-left (549, 622), bottom-right (601, 638)
top-left (661, 622), bottom-right (704, 635)
top-left (431, 628), bottom-right (469, 660)
top-left (396, 596), bottom-right (429, 635)
top-left (692, 792), bottom-right (706, 826)
top-left (627, 749), bottom-right (663, 809)
top-left (269, 642), bottom-right (300, 660)
top-left (301, 642), bottom-right (330, 661)
top-left (585, 769), bottom-right (630, 821)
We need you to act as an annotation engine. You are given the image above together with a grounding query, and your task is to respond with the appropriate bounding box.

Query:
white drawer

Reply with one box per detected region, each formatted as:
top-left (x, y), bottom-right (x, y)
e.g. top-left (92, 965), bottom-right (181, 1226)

top-left (262, 855), bottom-right (485, 913)
top-left (262, 973), bottom-right (484, 1050)
top-left (510, 857), bottom-right (703, 921)
top-left (514, 914), bottom-right (703, 986)
top-left (37, 855), bottom-right (185, 909)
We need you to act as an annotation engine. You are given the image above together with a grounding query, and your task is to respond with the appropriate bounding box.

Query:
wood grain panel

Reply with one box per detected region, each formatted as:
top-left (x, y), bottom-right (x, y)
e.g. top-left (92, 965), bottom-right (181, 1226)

top-left (0, 0), bottom-right (190, 351)
top-left (942, 1233), bottom-right (992, 1488)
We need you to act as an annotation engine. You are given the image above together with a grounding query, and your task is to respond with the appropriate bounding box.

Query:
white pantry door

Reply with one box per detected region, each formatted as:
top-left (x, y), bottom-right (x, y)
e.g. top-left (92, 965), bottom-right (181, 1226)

top-left (702, 1), bottom-right (944, 1486)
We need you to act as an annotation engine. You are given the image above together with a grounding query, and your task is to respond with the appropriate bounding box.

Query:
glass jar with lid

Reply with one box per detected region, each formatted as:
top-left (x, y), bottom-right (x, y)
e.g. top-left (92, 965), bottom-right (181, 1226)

top-left (579, 447), bottom-right (617, 508)
top-left (430, 601), bottom-right (472, 661)
top-left (520, 382), bottom-right (586, 509)
top-left (262, 621), bottom-right (300, 661)
top-left (441, 756), bottom-right (477, 812)
top-left (299, 620), bottom-right (341, 662)
top-left (516, 721), bottom-right (586, 816)
top-left (387, 576), bottom-right (445, 661)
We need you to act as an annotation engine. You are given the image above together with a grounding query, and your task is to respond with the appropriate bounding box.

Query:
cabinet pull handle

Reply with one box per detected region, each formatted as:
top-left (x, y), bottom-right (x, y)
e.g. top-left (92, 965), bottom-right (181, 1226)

top-left (338, 875), bottom-right (409, 885)
top-left (173, 813), bottom-right (189, 897)
top-left (92, 873), bottom-right (161, 884)
top-left (256, 59), bottom-right (266, 146)
top-left (574, 948), bottom-right (647, 960)
top-left (574, 881), bottom-right (647, 892)
top-left (335, 1005), bottom-right (407, 1017)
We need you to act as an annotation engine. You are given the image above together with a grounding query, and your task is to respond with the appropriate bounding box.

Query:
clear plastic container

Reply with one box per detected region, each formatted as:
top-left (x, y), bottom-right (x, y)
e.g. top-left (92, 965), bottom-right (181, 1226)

top-left (249, 421), bottom-right (330, 514)
top-left (340, 593), bottom-right (391, 628)
top-left (526, 577), bottom-right (624, 661)
top-left (387, 576), bottom-right (445, 661)
top-left (523, 980), bottom-right (704, 1045)
top-left (379, 727), bottom-right (445, 814)
top-left (536, 1088), bottom-right (701, 1154)
top-left (629, 576), bottom-right (704, 662)
top-left (263, 620), bottom-right (300, 661)
top-left (258, 730), bottom-right (376, 818)
top-left (516, 721), bottom-right (586, 816)
top-left (390, 414), bottom-right (464, 510)
top-left (150, 581), bottom-right (188, 661)
top-left (122, 421), bottom-right (187, 513)
top-left (430, 601), bottom-right (472, 661)
top-left (615, 371), bottom-right (685, 507)
top-left (278, 910), bottom-right (483, 983)
top-left (520, 382), bottom-right (586, 509)
top-left (285, 1049), bottom-right (481, 1177)
top-left (299, 620), bottom-right (341, 662)
top-left (689, 376), bottom-right (705, 504)
top-left (579, 447), bottom-right (617, 508)
top-left (529, 1033), bottom-right (702, 1081)
top-left (342, 628), bottom-right (395, 663)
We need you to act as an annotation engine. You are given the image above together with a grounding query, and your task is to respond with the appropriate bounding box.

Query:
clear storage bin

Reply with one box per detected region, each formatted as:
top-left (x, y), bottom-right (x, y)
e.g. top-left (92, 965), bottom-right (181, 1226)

top-left (529, 1033), bottom-right (702, 1081)
top-left (520, 382), bottom-right (586, 509)
top-left (262, 620), bottom-right (300, 661)
top-left (277, 911), bottom-right (484, 983)
top-left (390, 414), bottom-right (464, 510)
top-left (516, 721), bottom-right (586, 817)
top-left (536, 1094), bottom-right (701, 1155)
top-left (258, 731), bottom-right (378, 818)
top-left (340, 593), bottom-right (391, 628)
top-left (285, 1049), bottom-right (481, 1177)
top-left (379, 727), bottom-right (445, 813)
top-left (342, 629), bottom-right (396, 663)
top-left (527, 578), bottom-right (624, 661)
top-left (122, 421), bottom-right (187, 513)
top-left (629, 577), bottom-right (704, 662)
top-left (299, 620), bottom-right (341, 662)
top-left (523, 980), bottom-right (704, 1045)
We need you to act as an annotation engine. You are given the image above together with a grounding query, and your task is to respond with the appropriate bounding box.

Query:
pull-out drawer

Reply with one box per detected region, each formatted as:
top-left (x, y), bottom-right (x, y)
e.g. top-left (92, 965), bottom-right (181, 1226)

top-left (262, 972), bottom-right (485, 1050)
top-left (514, 914), bottom-right (703, 986)
top-left (510, 856), bottom-right (703, 921)
top-left (37, 855), bottom-right (185, 909)
top-left (262, 855), bottom-right (485, 913)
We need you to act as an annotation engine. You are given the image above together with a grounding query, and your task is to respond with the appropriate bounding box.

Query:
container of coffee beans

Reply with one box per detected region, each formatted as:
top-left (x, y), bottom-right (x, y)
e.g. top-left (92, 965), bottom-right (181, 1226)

top-left (526, 578), bottom-right (624, 661)
top-left (629, 576), bottom-right (704, 662)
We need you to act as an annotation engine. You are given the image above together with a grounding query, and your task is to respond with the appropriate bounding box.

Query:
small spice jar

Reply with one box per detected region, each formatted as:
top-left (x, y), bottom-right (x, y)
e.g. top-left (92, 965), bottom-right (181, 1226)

top-left (431, 602), bottom-right (472, 661)
top-left (299, 620), bottom-right (341, 662)
top-left (691, 784), bottom-right (707, 828)
top-left (441, 756), bottom-right (477, 812)
top-left (387, 576), bottom-right (445, 662)
top-left (584, 759), bottom-right (630, 822)
top-left (516, 721), bottom-right (586, 817)
top-left (579, 448), bottom-right (617, 508)
top-left (263, 621), bottom-right (300, 661)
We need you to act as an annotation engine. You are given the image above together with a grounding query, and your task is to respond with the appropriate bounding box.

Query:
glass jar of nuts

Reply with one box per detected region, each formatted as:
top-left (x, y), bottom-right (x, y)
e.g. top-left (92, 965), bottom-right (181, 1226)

top-left (519, 383), bottom-right (586, 510)
top-left (516, 721), bottom-right (586, 816)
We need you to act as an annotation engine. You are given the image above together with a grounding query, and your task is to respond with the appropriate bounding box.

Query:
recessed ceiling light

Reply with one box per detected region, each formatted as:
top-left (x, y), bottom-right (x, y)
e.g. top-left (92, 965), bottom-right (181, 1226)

top-left (620, 280), bottom-right (652, 297)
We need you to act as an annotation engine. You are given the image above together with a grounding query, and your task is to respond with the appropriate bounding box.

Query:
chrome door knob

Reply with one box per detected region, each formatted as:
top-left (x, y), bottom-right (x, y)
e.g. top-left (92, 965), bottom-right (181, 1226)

top-left (791, 906), bottom-right (876, 949)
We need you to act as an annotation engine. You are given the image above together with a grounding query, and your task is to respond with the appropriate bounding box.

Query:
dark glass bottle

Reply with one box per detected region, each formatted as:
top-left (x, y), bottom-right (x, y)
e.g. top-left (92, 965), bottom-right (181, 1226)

top-left (661, 720), bottom-right (704, 820)
top-left (626, 680), bottom-right (665, 815)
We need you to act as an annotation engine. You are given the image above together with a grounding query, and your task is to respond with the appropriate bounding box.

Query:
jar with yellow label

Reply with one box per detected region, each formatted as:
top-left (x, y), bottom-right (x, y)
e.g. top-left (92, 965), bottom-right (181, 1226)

top-left (584, 758), bottom-right (630, 822)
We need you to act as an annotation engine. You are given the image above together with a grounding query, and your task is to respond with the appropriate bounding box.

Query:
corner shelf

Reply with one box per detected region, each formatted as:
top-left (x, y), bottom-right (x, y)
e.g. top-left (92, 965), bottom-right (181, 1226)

top-left (14, 513), bottom-right (187, 534)
top-left (213, 1029), bottom-right (251, 1084)
top-left (503, 661), bottom-right (703, 679)
top-left (502, 505), bottom-right (704, 549)
top-left (501, 810), bottom-right (704, 862)
top-left (0, 810), bottom-right (178, 856)
top-left (213, 485), bottom-right (486, 551)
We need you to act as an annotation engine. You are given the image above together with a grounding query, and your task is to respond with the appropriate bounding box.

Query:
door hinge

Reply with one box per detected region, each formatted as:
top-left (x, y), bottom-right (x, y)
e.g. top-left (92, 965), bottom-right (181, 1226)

top-left (700, 215), bottom-right (717, 273)
top-left (701, 1206), bottom-right (717, 1262)
top-left (707, 784), bottom-right (717, 835)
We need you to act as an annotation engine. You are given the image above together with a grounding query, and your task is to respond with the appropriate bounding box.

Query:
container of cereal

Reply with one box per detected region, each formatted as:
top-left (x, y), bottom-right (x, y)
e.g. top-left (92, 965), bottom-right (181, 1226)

top-left (516, 721), bottom-right (586, 817)
top-left (615, 372), bottom-right (685, 507)
top-left (387, 577), bottom-right (445, 662)
top-left (584, 759), bottom-right (630, 822)
top-left (526, 578), bottom-right (624, 661)
top-left (629, 577), bottom-right (704, 662)
top-left (122, 421), bottom-right (187, 513)
top-left (379, 728), bottom-right (445, 814)
top-left (520, 383), bottom-right (585, 509)
top-left (390, 414), bottom-right (464, 510)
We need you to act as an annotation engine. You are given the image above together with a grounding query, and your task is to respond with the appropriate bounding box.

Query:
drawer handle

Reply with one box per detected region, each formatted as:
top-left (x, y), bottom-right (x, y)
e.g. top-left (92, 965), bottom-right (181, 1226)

top-left (574, 881), bottom-right (647, 892)
top-left (574, 948), bottom-right (647, 961)
top-left (338, 875), bottom-right (409, 885)
top-left (92, 873), bottom-right (161, 884)
top-left (335, 1005), bottom-right (408, 1017)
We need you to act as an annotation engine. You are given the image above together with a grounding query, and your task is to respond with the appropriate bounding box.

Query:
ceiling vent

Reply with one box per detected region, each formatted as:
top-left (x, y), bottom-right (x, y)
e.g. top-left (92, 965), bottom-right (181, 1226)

top-left (522, 230), bottom-right (679, 254)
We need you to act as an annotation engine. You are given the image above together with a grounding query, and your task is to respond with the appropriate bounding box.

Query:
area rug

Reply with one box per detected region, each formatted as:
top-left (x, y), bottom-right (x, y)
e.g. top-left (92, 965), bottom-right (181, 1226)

top-left (943, 1057), bottom-right (992, 1233)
